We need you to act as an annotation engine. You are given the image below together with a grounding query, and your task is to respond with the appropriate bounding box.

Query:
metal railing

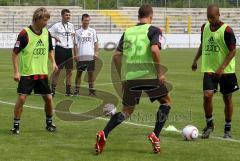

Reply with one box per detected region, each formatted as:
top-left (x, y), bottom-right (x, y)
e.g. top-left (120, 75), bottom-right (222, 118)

top-left (0, 0), bottom-right (239, 8)
top-left (2, 13), bottom-right (240, 34)
top-left (0, 15), bottom-right (119, 33)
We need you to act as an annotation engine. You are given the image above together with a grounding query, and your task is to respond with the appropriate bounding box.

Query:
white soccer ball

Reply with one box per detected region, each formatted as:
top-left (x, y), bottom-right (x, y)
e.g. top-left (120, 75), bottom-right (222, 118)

top-left (182, 125), bottom-right (199, 141)
top-left (103, 103), bottom-right (117, 116)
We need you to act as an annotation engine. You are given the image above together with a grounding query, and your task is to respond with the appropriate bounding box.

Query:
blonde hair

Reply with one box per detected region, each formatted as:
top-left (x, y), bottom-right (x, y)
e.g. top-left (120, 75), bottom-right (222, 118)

top-left (32, 7), bottom-right (50, 22)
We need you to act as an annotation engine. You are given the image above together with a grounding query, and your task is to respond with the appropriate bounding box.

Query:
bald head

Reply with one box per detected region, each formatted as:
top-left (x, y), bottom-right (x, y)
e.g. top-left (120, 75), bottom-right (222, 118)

top-left (207, 4), bottom-right (220, 25)
top-left (207, 5), bottom-right (219, 13)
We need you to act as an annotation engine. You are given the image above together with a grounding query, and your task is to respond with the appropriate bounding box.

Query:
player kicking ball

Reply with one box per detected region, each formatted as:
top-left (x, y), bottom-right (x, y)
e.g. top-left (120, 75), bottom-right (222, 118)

top-left (95, 4), bottom-right (171, 154)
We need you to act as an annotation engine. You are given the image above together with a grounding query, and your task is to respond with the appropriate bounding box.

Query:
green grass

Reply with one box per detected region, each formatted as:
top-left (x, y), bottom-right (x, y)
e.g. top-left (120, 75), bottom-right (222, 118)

top-left (0, 48), bottom-right (240, 161)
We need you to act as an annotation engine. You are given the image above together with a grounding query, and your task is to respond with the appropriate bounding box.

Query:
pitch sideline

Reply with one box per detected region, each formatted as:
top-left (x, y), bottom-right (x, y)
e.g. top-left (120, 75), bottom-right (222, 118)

top-left (0, 99), bottom-right (240, 143)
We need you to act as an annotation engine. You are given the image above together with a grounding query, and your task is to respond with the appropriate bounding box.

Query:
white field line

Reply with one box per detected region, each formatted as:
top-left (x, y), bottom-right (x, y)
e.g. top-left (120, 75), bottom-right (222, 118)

top-left (0, 99), bottom-right (240, 143)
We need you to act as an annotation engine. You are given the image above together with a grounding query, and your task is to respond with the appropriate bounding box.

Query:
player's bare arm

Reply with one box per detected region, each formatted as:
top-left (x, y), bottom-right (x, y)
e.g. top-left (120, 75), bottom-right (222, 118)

top-left (12, 52), bottom-right (20, 82)
top-left (94, 42), bottom-right (99, 59)
top-left (73, 33), bottom-right (78, 61)
top-left (113, 50), bottom-right (122, 77)
top-left (48, 50), bottom-right (58, 71)
top-left (51, 34), bottom-right (61, 43)
top-left (71, 32), bottom-right (75, 37)
top-left (192, 43), bottom-right (202, 71)
top-left (73, 43), bottom-right (78, 61)
top-left (215, 48), bottom-right (236, 78)
top-left (151, 44), bottom-right (164, 81)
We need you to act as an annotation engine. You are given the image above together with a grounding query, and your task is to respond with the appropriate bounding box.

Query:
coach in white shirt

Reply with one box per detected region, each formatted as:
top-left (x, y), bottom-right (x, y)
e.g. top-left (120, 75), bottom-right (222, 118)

top-left (49, 9), bottom-right (75, 96)
top-left (74, 14), bottom-right (99, 96)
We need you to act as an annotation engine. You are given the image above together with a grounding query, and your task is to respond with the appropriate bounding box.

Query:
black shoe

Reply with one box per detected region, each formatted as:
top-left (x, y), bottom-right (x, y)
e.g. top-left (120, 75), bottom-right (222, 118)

top-left (89, 89), bottom-right (96, 96)
top-left (223, 131), bottom-right (232, 139)
top-left (51, 91), bottom-right (56, 97)
top-left (10, 128), bottom-right (20, 135)
top-left (73, 90), bottom-right (80, 96)
top-left (65, 92), bottom-right (73, 97)
top-left (51, 88), bottom-right (56, 97)
top-left (202, 126), bottom-right (214, 139)
top-left (46, 124), bottom-right (56, 132)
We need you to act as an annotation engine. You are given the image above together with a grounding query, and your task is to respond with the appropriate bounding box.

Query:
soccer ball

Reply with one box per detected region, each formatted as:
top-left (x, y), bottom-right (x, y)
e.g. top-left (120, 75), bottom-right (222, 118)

top-left (182, 125), bottom-right (199, 141)
top-left (103, 103), bottom-right (117, 116)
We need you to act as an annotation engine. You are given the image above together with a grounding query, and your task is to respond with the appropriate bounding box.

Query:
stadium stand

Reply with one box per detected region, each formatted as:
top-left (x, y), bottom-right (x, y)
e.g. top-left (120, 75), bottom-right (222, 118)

top-left (0, 6), bottom-right (239, 34)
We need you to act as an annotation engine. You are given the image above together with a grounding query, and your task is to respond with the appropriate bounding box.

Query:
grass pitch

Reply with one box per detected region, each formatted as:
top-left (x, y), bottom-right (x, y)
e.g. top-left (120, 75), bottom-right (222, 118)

top-left (0, 48), bottom-right (240, 161)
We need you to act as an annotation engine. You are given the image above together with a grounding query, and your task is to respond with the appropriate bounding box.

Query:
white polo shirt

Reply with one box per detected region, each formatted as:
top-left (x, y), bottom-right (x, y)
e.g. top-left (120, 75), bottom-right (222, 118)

top-left (75, 27), bottom-right (98, 61)
top-left (48, 21), bottom-right (75, 49)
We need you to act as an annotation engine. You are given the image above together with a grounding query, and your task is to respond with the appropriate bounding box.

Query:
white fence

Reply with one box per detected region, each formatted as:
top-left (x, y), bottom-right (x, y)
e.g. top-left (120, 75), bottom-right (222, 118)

top-left (1, 33), bottom-right (240, 49)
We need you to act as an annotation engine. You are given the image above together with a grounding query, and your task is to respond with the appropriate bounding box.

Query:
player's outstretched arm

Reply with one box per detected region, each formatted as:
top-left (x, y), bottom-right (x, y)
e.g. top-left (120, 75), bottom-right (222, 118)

top-left (192, 44), bottom-right (202, 71)
top-left (12, 52), bottom-right (20, 82)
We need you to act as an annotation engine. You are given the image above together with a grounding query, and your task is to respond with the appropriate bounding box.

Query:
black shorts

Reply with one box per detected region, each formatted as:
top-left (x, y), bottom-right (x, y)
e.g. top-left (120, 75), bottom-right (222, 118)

top-left (55, 45), bottom-right (73, 70)
top-left (203, 73), bottom-right (239, 95)
top-left (76, 60), bottom-right (95, 72)
top-left (17, 76), bottom-right (51, 95)
top-left (122, 79), bottom-right (169, 107)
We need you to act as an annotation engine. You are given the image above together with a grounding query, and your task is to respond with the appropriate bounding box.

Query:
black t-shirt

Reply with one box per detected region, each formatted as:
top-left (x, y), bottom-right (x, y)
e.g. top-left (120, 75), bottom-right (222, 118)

top-left (13, 25), bottom-right (53, 54)
top-left (200, 22), bottom-right (236, 51)
top-left (117, 23), bottom-right (162, 52)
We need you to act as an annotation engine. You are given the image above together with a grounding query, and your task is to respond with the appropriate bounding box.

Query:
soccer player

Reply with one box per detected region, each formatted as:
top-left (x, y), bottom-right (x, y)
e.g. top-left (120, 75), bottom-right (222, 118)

top-left (95, 5), bottom-right (171, 154)
top-left (11, 7), bottom-right (57, 134)
top-left (73, 14), bottom-right (99, 96)
top-left (49, 9), bottom-right (75, 96)
top-left (192, 5), bottom-right (238, 139)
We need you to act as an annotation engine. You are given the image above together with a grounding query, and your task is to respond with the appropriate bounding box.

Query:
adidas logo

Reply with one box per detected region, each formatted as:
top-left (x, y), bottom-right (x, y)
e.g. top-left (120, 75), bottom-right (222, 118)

top-left (208, 37), bottom-right (214, 43)
top-left (36, 39), bottom-right (44, 47)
